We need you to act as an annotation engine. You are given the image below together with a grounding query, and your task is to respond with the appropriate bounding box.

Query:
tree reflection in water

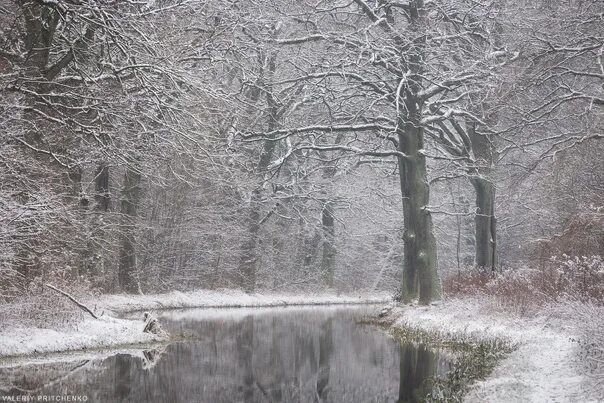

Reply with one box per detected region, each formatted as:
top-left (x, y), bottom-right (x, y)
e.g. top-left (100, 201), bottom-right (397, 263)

top-left (398, 344), bottom-right (437, 403)
top-left (0, 307), bottom-right (451, 403)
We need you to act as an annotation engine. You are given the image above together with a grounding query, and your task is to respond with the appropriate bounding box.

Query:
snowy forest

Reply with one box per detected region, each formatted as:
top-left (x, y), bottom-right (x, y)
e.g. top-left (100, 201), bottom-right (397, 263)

top-left (0, 0), bottom-right (603, 402)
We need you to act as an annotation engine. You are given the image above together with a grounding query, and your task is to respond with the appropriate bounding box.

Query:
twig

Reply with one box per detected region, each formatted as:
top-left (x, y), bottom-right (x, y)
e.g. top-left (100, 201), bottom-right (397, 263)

top-left (45, 284), bottom-right (101, 320)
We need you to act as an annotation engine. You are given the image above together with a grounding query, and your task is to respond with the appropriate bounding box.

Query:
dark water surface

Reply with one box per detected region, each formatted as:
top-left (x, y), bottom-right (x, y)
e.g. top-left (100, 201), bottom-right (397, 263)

top-left (0, 306), bottom-right (451, 402)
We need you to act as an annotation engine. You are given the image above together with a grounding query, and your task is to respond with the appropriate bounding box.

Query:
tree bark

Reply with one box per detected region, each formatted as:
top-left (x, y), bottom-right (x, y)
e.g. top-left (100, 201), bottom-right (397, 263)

top-left (471, 176), bottom-right (497, 271)
top-left (45, 283), bottom-right (100, 319)
top-left (20, 1), bottom-right (59, 75)
top-left (321, 202), bottom-right (336, 287)
top-left (467, 121), bottom-right (497, 271)
top-left (238, 50), bottom-right (279, 293)
top-left (12, 2), bottom-right (60, 281)
top-left (397, 0), bottom-right (441, 305)
top-left (118, 166), bottom-right (142, 293)
top-left (398, 122), bottom-right (440, 304)
top-left (95, 164), bottom-right (111, 212)
top-left (239, 189), bottom-right (262, 293)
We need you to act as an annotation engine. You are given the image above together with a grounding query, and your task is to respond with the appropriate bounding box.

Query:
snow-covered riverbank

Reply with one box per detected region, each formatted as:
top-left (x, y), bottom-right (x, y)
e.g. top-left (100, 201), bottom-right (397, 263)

top-left (95, 289), bottom-right (392, 314)
top-left (2, 290), bottom-right (597, 402)
top-left (0, 316), bottom-right (164, 358)
top-left (384, 297), bottom-right (596, 403)
top-left (0, 291), bottom-right (391, 359)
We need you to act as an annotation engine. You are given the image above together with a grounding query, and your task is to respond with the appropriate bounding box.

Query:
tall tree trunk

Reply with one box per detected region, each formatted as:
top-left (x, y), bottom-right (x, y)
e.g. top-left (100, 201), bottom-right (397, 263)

top-left (398, 122), bottom-right (440, 304)
top-left (471, 176), bottom-right (497, 271)
top-left (397, 0), bottom-right (440, 304)
top-left (468, 121), bottom-right (497, 271)
top-left (321, 202), bottom-right (336, 287)
top-left (239, 188), bottom-right (263, 292)
top-left (81, 164), bottom-right (110, 279)
top-left (118, 166), bottom-right (141, 293)
top-left (95, 164), bottom-right (110, 212)
top-left (238, 50), bottom-right (279, 293)
top-left (21, 1), bottom-right (58, 75)
top-left (319, 136), bottom-right (341, 288)
top-left (12, 2), bottom-right (60, 281)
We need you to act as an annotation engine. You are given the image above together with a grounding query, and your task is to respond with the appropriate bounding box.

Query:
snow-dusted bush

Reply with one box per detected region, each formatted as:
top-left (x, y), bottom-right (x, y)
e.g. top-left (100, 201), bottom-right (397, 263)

top-left (443, 255), bottom-right (604, 314)
top-left (0, 268), bottom-right (100, 329)
top-left (574, 303), bottom-right (604, 396)
top-left (553, 255), bottom-right (604, 303)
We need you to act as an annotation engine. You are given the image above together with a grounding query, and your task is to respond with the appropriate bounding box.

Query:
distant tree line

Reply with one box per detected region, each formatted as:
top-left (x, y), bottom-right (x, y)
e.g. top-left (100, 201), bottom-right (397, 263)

top-left (0, 0), bottom-right (601, 303)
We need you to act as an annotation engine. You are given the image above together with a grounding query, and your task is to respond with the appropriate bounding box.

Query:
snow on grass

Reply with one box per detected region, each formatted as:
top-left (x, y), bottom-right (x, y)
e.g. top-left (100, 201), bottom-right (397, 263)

top-left (0, 290), bottom-right (390, 359)
top-left (95, 289), bottom-right (392, 314)
top-left (155, 303), bottom-right (380, 322)
top-left (0, 316), bottom-right (165, 359)
top-left (388, 297), bottom-right (590, 403)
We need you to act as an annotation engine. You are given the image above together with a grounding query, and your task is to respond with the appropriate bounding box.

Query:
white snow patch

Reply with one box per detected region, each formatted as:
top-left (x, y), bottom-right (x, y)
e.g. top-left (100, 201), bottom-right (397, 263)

top-left (389, 297), bottom-right (590, 403)
top-left (156, 303), bottom-right (379, 322)
top-left (95, 289), bottom-right (392, 314)
top-left (0, 316), bottom-right (164, 358)
top-left (0, 290), bottom-right (390, 359)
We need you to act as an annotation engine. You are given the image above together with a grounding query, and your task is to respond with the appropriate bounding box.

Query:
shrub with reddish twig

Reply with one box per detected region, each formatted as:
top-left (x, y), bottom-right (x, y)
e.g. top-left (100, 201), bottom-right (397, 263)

top-left (443, 255), bottom-right (604, 315)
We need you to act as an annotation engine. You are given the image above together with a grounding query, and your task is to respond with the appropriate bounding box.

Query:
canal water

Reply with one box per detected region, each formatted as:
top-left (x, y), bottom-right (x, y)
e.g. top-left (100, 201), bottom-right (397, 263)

top-left (0, 306), bottom-right (451, 402)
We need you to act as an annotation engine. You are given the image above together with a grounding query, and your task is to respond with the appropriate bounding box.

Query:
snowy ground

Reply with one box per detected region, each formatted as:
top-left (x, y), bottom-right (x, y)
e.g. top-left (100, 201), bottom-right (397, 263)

top-left (94, 289), bottom-right (392, 314)
top-left (0, 290), bottom-right (390, 359)
top-left (386, 297), bottom-right (595, 403)
top-left (2, 290), bottom-right (597, 402)
top-left (0, 316), bottom-right (164, 359)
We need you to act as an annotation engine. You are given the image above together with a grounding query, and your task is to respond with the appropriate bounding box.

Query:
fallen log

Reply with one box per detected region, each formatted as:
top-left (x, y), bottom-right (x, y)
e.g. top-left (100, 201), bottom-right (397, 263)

top-left (45, 284), bottom-right (101, 320)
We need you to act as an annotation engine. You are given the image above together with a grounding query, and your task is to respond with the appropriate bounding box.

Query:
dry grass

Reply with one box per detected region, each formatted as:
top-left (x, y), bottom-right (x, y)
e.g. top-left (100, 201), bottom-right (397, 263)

top-left (0, 268), bottom-right (100, 329)
top-left (443, 256), bottom-right (604, 315)
top-left (443, 256), bottom-right (604, 398)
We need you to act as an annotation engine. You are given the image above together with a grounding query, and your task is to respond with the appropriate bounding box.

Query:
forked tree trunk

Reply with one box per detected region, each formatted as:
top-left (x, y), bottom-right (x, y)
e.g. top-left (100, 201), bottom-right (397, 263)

top-left (396, 0), bottom-right (440, 305)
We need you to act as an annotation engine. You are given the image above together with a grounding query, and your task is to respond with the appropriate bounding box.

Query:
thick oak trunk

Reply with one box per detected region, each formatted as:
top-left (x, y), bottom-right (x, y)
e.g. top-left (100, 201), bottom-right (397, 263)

top-left (398, 123), bottom-right (441, 304)
top-left (396, 0), bottom-right (440, 304)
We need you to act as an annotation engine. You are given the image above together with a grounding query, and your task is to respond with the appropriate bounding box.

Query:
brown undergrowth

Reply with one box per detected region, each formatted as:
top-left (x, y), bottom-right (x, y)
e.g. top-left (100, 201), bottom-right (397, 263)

top-left (443, 256), bottom-right (604, 315)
